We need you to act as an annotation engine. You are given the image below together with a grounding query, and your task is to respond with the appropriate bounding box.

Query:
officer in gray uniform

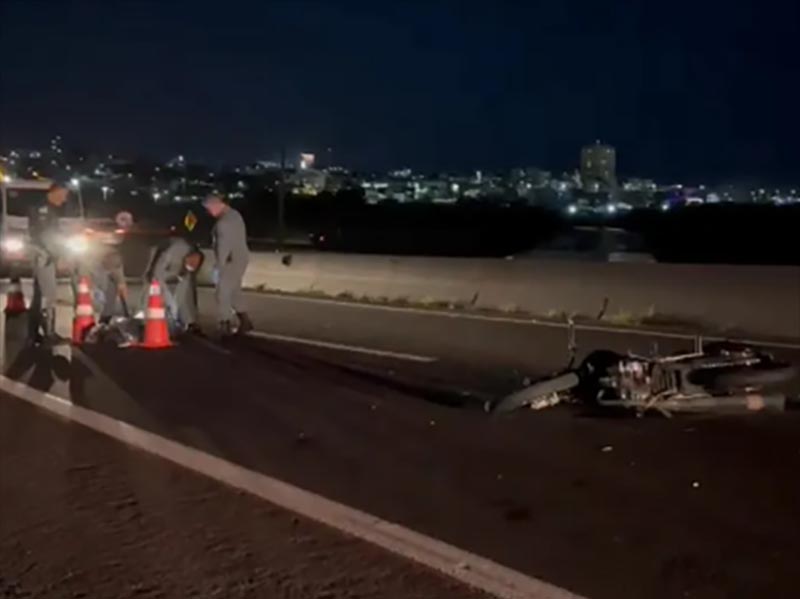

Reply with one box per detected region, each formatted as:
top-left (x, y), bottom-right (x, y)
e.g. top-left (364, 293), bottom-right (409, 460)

top-left (27, 181), bottom-right (70, 343)
top-left (139, 235), bottom-right (204, 333)
top-left (202, 194), bottom-right (253, 336)
top-left (94, 244), bottom-right (128, 322)
top-left (93, 211), bottom-right (134, 323)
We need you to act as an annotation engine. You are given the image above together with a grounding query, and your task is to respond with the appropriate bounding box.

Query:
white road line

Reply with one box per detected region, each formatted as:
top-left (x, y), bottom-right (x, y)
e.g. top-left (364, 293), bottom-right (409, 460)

top-left (0, 376), bottom-right (584, 599)
top-left (247, 331), bottom-right (438, 363)
top-left (246, 291), bottom-right (800, 350)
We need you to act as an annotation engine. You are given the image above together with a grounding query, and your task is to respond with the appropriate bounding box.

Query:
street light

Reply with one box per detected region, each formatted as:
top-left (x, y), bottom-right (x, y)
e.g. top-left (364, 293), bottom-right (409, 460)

top-left (70, 178), bottom-right (85, 215)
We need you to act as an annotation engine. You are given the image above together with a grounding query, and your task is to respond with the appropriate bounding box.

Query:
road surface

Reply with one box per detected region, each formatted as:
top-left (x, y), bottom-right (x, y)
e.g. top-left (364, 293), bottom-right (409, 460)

top-left (2, 282), bottom-right (800, 599)
top-left (0, 395), bottom-right (487, 599)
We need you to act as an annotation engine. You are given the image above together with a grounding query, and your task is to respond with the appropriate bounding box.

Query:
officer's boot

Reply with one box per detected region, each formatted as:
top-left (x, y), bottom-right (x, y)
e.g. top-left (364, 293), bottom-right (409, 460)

top-left (27, 309), bottom-right (46, 346)
top-left (185, 322), bottom-right (203, 335)
top-left (42, 309), bottom-right (63, 345)
top-left (219, 320), bottom-right (234, 340)
top-left (236, 312), bottom-right (254, 335)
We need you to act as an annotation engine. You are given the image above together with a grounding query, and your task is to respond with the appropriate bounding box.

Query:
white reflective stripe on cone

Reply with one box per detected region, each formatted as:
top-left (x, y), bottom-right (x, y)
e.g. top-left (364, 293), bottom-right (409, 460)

top-left (76, 305), bottom-right (94, 316)
top-left (147, 308), bottom-right (166, 320)
top-left (149, 284), bottom-right (161, 295)
top-left (78, 284), bottom-right (90, 293)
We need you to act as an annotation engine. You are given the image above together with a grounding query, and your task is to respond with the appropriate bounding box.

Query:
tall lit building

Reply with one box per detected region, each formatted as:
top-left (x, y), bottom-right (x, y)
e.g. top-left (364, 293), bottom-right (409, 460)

top-left (580, 141), bottom-right (616, 189)
top-left (299, 153), bottom-right (316, 170)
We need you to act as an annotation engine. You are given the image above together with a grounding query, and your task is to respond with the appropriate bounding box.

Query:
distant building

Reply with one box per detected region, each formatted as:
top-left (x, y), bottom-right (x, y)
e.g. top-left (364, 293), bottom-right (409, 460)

top-left (580, 141), bottom-right (616, 189)
top-left (622, 178), bottom-right (656, 192)
top-left (166, 155), bottom-right (186, 169)
top-left (390, 168), bottom-right (412, 179)
top-left (299, 153), bottom-right (315, 170)
top-left (289, 168), bottom-right (327, 195)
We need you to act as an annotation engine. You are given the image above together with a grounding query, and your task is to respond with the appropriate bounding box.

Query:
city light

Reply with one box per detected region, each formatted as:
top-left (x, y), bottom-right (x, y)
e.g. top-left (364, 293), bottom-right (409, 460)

top-left (661, 202), bottom-right (670, 211)
top-left (606, 204), bottom-right (617, 214)
top-left (70, 178), bottom-right (80, 188)
top-left (1, 236), bottom-right (25, 254)
top-left (567, 204), bottom-right (578, 215)
top-left (65, 233), bottom-right (90, 255)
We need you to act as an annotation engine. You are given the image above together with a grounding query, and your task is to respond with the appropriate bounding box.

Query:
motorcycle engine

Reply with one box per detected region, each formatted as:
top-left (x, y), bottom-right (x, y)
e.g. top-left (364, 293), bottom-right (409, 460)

top-left (611, 359), bottom-right (654, 401)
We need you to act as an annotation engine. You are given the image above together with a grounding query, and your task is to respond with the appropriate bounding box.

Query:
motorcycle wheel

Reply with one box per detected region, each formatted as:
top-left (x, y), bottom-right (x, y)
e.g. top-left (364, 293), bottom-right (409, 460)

top-left (702, 341), bottom-right (756, 358)
top-left (694, 362), bottom-right (797, 391)
top-left (490, 373), bottom-right (580, 414)
top-left (575, 350), bottom-right (624, 406)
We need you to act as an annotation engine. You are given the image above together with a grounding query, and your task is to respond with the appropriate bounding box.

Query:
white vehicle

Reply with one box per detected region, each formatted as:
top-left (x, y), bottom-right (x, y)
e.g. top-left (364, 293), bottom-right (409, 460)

top-left (0, 178), bottom-right (92, 275)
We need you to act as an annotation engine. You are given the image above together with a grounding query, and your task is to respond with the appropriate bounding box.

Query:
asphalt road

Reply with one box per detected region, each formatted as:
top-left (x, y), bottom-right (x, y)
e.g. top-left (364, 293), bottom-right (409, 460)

top-left (3, 283), bottom-right (800, 599)
top-left (194, 288), bottom-right (800, 397)
top-left (0, 395), bottom-right (488, 599)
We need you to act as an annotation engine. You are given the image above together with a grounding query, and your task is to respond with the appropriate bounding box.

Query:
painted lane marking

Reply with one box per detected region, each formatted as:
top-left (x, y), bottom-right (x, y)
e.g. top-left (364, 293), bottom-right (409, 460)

top-left (247, 331), bottom-right (438, 363)
top-left (245, 291), bottom-right (800, 350)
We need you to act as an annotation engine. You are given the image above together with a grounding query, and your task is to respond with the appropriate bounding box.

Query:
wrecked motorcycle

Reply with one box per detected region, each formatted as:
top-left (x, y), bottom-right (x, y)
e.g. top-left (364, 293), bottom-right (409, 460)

top-left (491, 329), bottom-right (797, 416)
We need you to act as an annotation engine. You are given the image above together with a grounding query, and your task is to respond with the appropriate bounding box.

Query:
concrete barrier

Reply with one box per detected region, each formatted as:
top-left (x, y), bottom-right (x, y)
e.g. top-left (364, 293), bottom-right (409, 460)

top-left (197, 250), bottom-right (800, 341)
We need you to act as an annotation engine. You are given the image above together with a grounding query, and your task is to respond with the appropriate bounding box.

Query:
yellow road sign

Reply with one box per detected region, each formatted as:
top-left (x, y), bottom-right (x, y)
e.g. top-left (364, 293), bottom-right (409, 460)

top-left (184, 210), bottom-right (197, 232)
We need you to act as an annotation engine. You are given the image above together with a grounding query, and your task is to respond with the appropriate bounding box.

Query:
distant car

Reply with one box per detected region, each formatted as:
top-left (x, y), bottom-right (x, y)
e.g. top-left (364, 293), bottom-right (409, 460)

top-left (512, 227), bottom-right (657, 263)
top-left (0, 178), bottom-right (126, 276)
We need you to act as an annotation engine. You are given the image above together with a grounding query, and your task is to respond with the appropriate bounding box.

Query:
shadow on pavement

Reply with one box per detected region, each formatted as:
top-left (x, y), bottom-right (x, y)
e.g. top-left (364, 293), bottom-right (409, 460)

top-left (231, 334), bottom-right (491, 410)
top-left (5, 345), bottom-right (74, 392)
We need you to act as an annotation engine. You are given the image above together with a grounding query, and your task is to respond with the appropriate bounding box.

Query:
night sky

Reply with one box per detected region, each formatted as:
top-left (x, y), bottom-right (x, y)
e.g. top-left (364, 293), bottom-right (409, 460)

top-left (1, 0), bottom-right (798, 182)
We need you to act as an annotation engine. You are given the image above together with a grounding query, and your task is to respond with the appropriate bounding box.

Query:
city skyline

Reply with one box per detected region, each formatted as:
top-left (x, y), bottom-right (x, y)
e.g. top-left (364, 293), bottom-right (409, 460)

top-left (1, 1), bottom-right (798, 182)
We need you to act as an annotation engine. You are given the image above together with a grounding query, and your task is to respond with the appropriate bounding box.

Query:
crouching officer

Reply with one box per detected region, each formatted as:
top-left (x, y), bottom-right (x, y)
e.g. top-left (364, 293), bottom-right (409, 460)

top-left (202, 193), bottom-right (253, 337)
top-left (140, 235), bottom-right (204, 334)
top-left (27, 181), bottom-right (69, 344)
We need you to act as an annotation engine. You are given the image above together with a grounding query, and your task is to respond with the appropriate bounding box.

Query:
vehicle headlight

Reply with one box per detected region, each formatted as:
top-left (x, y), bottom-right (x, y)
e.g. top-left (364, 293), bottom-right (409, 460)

top-left (1, 236), bottom-right (26, 254)
top-left (66, 234), bottom-right (90, 255)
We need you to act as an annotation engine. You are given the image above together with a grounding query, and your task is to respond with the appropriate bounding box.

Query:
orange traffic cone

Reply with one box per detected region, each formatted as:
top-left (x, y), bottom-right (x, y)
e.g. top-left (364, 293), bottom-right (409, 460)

top-left (72, 276), bottom-right (96, 344)
top-left (4, 277), bottom-right (27, 315)
top-left (140, 280), bottom-right (172, 349)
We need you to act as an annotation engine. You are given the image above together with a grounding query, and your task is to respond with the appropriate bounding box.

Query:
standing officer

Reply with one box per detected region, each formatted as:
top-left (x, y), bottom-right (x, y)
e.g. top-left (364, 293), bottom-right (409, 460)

top-left (27, 181), bottom-right (69, 343)
top-left (202, 193), bottom-right (253, 336)
top-left (139, 234), bottom-right (204, 334)
top-left (93, 211), bottom-right (134, 323)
